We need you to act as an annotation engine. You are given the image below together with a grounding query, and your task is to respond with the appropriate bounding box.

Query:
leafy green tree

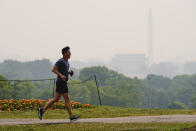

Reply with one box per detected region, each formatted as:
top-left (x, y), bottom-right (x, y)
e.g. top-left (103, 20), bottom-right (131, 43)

top-left (168, 101), bottom-right (186, 109)
top-left (69, 80), bottom-right (91, 104)
top-left (0, 75), bottom-right (11, 99)
top-left (79, 66), bottom-right (142, 107)
top-left (38, 89), bottom-right (53, 100)
top-left (190, 96), bottom-right (196, 108)
top-left (9, 81), bottom-right (35, 99)
top-left (79, 66), bottom-right (111, 86)
top-left (100, 86), bottom-right (140, 107)
top-left (0, 59), bottom-right (54, 80)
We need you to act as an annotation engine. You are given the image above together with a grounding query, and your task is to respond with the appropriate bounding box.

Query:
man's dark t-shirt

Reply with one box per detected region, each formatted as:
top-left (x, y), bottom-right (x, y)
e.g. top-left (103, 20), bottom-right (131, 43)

top-left (55, 58), bottom-right (70, 82)
top-left (55, 58), bottom-right (70, 94)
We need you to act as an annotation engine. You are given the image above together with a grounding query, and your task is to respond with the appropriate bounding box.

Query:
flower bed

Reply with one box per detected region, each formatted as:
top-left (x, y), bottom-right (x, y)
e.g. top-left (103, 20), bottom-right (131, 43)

top-left (0, 99), bottom-right (92, 111)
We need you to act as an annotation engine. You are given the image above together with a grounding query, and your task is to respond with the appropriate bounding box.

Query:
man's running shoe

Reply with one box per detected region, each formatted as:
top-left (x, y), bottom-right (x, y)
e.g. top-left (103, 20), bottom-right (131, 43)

top-left (38, 108), bottom-right (44, 120)
top-left (70, 115), bottom-right (80, 122)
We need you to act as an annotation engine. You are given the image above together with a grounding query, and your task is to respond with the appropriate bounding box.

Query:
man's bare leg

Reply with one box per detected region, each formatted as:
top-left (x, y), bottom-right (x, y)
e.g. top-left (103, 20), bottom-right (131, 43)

top-left (42, 93), bottom-right (61, 112)
top-left (38, 93), bottom-right (61, 120)
top-left (63, 93), bottom-right (73, 118)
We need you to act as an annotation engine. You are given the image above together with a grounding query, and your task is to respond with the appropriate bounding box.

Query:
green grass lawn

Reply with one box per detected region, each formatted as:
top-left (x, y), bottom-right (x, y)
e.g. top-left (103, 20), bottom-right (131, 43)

top-left (0, 123), bottom-right (195, 131)
top-left (1, 106), bottom-right (196, 119)
top-left (1, 106), bottom-right (196, 131)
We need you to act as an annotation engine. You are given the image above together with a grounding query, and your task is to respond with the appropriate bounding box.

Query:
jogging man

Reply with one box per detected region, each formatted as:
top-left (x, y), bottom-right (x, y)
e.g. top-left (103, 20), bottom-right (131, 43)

top-left (38, 46), bottom-right (80, 121)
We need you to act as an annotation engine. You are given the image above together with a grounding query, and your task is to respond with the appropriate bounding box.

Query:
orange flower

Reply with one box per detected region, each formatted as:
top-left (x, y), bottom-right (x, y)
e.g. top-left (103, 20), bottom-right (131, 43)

top-left (1, 99), bottom-right (92, 111)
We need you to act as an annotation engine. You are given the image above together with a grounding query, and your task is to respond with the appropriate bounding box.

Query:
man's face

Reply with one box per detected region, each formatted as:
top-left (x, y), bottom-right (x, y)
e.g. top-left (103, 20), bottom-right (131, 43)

top-left (65, 50), bottom-right (71, 59)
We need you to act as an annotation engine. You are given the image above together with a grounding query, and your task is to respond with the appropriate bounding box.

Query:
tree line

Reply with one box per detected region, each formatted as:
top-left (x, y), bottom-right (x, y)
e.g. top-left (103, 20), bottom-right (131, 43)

top-left (0, 59), bottom-right (196, 109)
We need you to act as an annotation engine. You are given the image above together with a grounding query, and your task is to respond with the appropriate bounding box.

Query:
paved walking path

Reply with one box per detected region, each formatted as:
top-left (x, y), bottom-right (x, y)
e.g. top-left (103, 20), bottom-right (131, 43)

top-left (1, 115), bottom-right (196, 125)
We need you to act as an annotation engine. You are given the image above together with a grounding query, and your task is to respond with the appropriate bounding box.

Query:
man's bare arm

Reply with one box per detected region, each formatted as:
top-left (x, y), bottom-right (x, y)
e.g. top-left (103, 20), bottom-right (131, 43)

top-left (52, 65), bottom-right (66, 80)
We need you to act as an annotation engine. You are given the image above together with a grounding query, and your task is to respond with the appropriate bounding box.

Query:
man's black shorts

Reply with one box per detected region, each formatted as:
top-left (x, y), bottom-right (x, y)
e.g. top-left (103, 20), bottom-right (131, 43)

top-left (56, 81), bottom-right (68, 94)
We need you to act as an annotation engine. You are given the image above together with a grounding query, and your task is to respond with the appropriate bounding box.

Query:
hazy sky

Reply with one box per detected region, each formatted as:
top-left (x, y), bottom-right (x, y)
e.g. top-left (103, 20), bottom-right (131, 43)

top-left (0, 0), bottom-right (195, 63)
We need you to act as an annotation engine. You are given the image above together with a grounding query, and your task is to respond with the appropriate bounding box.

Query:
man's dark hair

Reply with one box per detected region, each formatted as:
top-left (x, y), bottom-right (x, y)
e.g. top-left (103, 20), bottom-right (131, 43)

top-left (62, 46), bottom-right (70, 55)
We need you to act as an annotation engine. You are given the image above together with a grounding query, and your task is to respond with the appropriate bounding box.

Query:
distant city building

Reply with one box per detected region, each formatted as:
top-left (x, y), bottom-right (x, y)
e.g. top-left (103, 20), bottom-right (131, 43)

top-left (110, 53), bottom-right (148, 77)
